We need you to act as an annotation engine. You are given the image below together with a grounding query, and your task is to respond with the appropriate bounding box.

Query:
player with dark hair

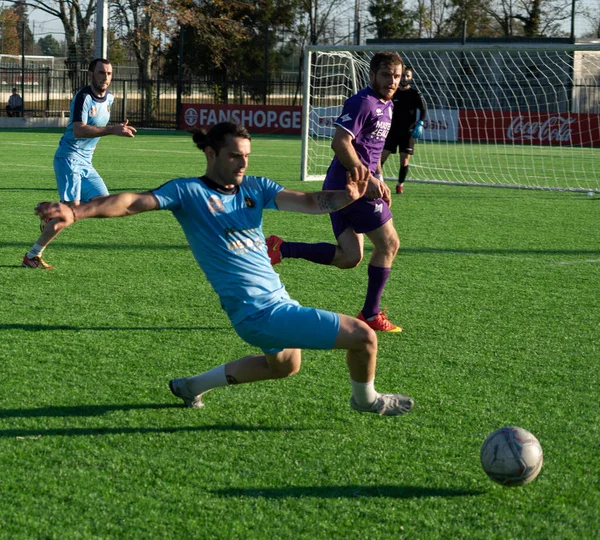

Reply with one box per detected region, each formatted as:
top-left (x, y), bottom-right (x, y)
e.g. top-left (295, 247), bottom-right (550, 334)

top-left (267, 51), bottom-right (404, 332)
top-left (35, 121), bottom-right (414, 416)
top-left (22, 58), bottom-right (136, 269)
top-left (380, 66), bottom-right (427, 195)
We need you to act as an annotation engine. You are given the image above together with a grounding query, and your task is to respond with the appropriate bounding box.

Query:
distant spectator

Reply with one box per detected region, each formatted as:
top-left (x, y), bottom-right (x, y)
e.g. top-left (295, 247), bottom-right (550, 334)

top-left (7, 88), bottom-right (23, 117)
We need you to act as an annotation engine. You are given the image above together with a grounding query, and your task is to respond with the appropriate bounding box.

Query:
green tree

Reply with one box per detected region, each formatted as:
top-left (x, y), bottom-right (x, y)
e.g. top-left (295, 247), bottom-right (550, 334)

top-left (445, 0), bottom-right (495, 37)
top-left (163, 0), bottom-right (297, 103)
top-left (368, 0), bottom-right (416, 39)
top-left (37, 34), bottom-right (62, 56)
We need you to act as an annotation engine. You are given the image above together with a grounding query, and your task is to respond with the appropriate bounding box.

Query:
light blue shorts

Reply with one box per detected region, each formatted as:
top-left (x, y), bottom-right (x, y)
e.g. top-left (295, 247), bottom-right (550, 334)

top-left (233, 300), bottom-right (340, 355)
top-left (54, 157), bottom-right (109, 202)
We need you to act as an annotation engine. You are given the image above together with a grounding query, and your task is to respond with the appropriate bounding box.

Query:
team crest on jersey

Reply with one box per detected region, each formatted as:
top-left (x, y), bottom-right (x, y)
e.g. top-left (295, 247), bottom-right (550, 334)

top-left (244, 197), bottom-right (255, 208)
top-left (107, 105), bottom-right (111, 112)
top-left (207, 195), bottom-right (225, 213)
top-left (89, 106), bottom-right (97, 117)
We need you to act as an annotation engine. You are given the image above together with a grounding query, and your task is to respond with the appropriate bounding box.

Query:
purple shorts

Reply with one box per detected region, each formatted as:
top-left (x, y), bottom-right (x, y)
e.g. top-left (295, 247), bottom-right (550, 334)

top-left (329, 196), bottom-right (393, 239)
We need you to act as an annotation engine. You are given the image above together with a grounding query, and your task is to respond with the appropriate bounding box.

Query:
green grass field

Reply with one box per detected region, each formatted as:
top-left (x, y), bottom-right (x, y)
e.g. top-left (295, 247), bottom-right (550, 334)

top-left (1, 129), bottom-right (599, 538)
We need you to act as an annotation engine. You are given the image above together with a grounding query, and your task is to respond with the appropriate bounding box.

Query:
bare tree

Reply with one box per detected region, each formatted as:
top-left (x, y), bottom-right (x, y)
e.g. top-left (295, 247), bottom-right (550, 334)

top-left (5, 0), bottom-right (95, 88)
top-left (486, 0), bottom-right (574, 37)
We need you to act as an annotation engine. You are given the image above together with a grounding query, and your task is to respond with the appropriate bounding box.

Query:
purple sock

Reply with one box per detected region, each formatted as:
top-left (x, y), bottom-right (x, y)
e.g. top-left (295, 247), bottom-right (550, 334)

top-left (361, 265), bottom-right (391, 319)
top-left (281, 241), bottom-right (335, 265)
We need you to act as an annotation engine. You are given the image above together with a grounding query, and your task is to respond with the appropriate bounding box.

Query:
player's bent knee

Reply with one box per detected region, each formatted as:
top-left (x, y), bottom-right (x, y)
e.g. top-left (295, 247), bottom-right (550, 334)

top-left (350, 322), bottom-right (377, 351)
top-left (335, 252), bottom-right (362, 269)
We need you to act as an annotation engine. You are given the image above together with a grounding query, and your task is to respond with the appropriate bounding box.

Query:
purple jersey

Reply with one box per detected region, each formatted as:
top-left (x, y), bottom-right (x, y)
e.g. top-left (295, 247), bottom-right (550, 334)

top-left (324, 86), bottom-right (393, 190)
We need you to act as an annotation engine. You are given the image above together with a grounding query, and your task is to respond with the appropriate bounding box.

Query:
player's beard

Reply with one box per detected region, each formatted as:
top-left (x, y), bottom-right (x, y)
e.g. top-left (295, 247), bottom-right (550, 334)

top-left (91, 77), bottom-right (109, 95)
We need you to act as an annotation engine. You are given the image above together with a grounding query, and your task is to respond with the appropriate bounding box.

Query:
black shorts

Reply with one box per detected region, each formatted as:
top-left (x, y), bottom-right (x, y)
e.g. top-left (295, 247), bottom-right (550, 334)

top-left (384, 130), bottom-right (415, 156)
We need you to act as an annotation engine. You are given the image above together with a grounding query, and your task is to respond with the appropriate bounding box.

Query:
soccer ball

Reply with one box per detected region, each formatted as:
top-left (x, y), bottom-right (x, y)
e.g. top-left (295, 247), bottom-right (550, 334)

top-left (480, 426), bottom-right (543, 486)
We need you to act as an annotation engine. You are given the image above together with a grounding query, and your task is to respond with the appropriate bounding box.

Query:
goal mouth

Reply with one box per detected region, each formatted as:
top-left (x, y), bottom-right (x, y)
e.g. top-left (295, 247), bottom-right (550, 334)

top-left (301, 44), bottom-right (600, 193)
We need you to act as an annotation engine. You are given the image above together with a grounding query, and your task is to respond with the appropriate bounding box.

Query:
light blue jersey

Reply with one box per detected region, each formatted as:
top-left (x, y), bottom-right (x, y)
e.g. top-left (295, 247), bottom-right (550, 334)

top-left (55, 86), bottom-right (114, 163)
top-left (152, 175), bottom-right (289, 325)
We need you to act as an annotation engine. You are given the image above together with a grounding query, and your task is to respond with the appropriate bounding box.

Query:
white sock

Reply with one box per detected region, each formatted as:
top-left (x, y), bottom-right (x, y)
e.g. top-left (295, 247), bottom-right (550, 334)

top-left (186, 364), bottom-right (228, 396)
top-left (27, 243), bottom-right (45, 259)
top-left (351, 378), bottom-right (378, 408)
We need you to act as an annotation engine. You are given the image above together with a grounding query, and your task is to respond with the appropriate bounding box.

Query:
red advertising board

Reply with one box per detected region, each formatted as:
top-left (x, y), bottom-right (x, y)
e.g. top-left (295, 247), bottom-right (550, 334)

top-left (460, 110), bottom-right (600, 147)
top-left (181, 104), bottom-right (302, 135)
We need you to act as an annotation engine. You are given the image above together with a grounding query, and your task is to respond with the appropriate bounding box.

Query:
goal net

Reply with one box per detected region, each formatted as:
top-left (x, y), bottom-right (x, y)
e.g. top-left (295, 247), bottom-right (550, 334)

top-left (301, 43), bottom-right (600, 193)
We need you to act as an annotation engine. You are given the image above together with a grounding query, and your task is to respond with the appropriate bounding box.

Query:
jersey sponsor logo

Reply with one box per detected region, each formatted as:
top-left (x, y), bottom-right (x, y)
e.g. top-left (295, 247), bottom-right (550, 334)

top-left (372, 120), bottom-right (392, 139)
top-left (339, 113), bottom-right (352, 123)
top-left (374, 203), bottom-right (383, 214)
top-left (244, 197), bottom-right (256, 208)
top-left (207, 195), bottom-right (225, 213)
top-left (224, 226), bottom-right (263, 255)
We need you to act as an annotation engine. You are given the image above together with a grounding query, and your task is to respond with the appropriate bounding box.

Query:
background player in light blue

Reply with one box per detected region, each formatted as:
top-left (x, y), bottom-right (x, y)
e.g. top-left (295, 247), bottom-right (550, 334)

top-left (35, 122), bottom-right (414, 417)
top-left (23, 58), bottom-right (136, 269)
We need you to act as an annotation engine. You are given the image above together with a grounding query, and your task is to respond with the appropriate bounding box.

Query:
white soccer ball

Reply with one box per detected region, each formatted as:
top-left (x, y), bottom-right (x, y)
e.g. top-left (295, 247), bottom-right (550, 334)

top-left (480, 426), bottom-right (543, 486)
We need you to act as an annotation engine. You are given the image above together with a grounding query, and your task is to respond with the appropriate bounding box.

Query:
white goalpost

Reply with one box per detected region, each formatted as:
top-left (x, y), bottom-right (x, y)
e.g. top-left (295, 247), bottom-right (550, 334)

top-left (300, 42), bottom-right (600, 193)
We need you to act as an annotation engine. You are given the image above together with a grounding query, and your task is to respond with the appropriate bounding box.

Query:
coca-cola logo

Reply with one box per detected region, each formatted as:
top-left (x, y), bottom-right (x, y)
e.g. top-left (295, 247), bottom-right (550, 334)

top-left (507, 115), bottom-right (574, 142)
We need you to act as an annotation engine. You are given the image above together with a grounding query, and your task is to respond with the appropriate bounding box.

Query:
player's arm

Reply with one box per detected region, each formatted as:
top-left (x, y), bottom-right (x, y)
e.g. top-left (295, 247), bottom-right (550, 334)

top-left (73, 119), bottom-right (136, 138)
top-left (417, 88), bottom-right (428, 122)
top-left (331, 127), bottom-right (366, 172)
top-left (274, 167), bottom-right (368, 214)
top-left (331, 126), bottom-right (389, 203)
top-left (35, 192), bottom-right (159, 226)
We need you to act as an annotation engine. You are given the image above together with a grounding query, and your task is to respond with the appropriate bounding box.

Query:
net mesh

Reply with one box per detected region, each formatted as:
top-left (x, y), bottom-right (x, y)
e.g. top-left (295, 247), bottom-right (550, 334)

top-left (302, 46), bottom-right (600, 193)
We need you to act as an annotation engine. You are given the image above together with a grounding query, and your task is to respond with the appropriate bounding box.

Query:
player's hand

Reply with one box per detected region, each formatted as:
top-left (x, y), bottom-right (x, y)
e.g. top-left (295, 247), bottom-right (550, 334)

top-left (412, 120), bottom-right (425, 140)
top-left (365, 174), bottom-right (385, 200)
top-left (113, 119), bottom-right (136, 137)
top-left (35, 202), bottom-right (77, 225)
top-left (345, 166), bottom-right (369, 200)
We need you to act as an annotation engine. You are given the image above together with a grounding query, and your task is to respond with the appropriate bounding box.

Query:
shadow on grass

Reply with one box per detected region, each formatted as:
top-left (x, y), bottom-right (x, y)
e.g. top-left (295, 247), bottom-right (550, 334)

top-left (0, 402), bottom-right (182, 418)
top-left (0, 423), bottom-right (294, 438)
top-left (0, 323), bottom-right (222, 332)
top-left (212, 485), bottom-right (483, 499)
top-left (0, 187), bottom-right (57, 191)
top-left (0, 241), bottom-right (187, 251)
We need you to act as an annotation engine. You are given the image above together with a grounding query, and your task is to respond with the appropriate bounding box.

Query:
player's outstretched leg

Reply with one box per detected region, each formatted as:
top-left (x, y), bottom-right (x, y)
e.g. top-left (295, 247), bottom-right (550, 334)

top-left (169, 352), bottom-right (301, 409)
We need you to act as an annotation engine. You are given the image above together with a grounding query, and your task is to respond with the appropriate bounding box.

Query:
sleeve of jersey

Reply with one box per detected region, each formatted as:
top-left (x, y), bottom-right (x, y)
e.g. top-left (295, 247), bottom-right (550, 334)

top-left (256, 176), bottom-right (285, 210)
top-left (152, 179), bottom-right (183, 211)
top-left (72, 92), bottom-right (89, 124)
top-left (417, 89), bottom-right (428, 121)
top-left (333, 97), bottom-right (369, 139)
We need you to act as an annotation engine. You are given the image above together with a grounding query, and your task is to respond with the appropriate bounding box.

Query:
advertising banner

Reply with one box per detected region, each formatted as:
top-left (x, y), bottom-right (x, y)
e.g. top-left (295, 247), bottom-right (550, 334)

top-left (459, 110), bottom-right (600, 147)
top-left (181, 104), bottom-right (302, 135)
